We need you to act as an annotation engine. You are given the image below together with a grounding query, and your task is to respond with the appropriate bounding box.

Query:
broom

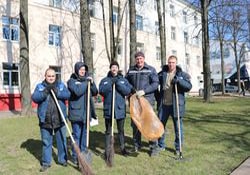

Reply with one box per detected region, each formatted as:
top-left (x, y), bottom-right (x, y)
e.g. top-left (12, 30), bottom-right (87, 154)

top-left (105, 83), bottom-right (115, 167)
top-left (50, 90), bottom-right (94, 175)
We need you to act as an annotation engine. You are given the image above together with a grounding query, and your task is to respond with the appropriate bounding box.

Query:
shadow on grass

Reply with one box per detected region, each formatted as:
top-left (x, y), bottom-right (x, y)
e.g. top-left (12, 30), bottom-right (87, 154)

top-left (20, 139), bottom-right (42, 164)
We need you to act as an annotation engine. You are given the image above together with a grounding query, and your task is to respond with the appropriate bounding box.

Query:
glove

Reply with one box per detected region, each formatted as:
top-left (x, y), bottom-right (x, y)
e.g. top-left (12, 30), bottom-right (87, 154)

top-left (131, 87), bottom-right (136, 94)
top-left (46, 84), bottom-right (54, 91)
top-left (86, 76), bottom-right (93, 83)
top-left (136, 90), bottom-right (145, 97)
top-left (171, 75), bottom-right (179, 84)
top-left (111, 77), bottom-right (118, 84)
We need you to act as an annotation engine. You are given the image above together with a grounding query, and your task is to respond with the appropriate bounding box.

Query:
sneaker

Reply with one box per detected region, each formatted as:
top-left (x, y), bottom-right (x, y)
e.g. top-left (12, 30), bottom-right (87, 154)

top-left (121, 149), bottom-right (129, 157)
top-left (175, 150), bottom-right (180, 156)
top-left (150, 148), bottom-right (159, 157)
top-left (159, 147), bottom-right (165, 151)
top-left (39, 165), bottom-right (50, 172)
top-left (134, 146), bottom-right (141, 153)
top-left (59, 162), bottom-right (67, 167)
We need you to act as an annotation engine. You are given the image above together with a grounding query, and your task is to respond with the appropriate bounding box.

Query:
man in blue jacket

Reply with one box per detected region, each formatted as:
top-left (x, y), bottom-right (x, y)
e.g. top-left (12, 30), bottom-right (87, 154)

top-left (32, 68), bottom-right (70, 172)
top-left (125, 51), bottom-right (160, 156)
top-left (67, 62), bottom-right (98, 165)
top-left (156, 55), bottom-right (192, 155)
top-left (99, 61), bottom-right (133, 159)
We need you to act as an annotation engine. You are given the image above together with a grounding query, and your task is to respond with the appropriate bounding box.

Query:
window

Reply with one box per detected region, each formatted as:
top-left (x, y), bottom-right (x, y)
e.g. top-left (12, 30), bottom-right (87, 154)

top-left (194, 36), bottom-right (199, 46)
top-left (88, 0), bottom-right (96, 17)
top-left (115, 38), bottom-right (122, 56)
top-left (49, 66), bottom-right (61, 81)
top-left (172, 50), bottom-right (177, 56)
top-left (155, 21), bottom-right (159, 35)
top-left (184, 32), bottom-right (188, 44)
top-left (194, 15), bottom-right (198, 25)
top-left (113, 7), bottom-right (119, 25)
top-left (136, 42), bottom-right (144, 52)
top-left (196, 56), bottom-right (201, 67)
top-left (91, 33), bottom-right (96, 51)
top-left (136, 0), bottom-right (143, 5)
top-left (48, 24), bottom-right (61, 47)
top-left (156, 47), bottom-right (161, 61)
top-left (169, 4), bottom-right (175, 17)
top-left (171, 26), bottom-right (176, 40)
top-left (2, 62), bottom-right (19, 87)
top-left (2, 16), bottom-right (19, 41)
top-left (183, 11), bottom-right (187, 24)
top-left (49, 0), bottom-right (62, 8)
top-left (136, 15), bottom-right (143, 31)
top-left (185, 53), bottom-right (190, 66)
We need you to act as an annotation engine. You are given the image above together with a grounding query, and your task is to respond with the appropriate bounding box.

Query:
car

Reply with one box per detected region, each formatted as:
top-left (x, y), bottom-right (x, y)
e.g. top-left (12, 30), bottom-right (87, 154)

top-left (225, 85), bottom-right (238, 93)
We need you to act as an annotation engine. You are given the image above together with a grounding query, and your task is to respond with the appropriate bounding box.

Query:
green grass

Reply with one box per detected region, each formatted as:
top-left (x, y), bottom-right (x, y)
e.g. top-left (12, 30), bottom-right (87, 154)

top-left (0, 96), bottom-right (250, 175)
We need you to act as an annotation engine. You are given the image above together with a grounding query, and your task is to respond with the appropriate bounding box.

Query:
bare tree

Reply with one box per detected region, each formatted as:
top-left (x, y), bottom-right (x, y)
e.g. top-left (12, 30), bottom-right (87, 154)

top-left (80, 0), bottom-right (93, 73)
top-left (156, 0), bottom-right (166, 67)
top-left (210, 0), bottom-right (230, 95)
top-left (201, 0), bottom-right (212, 102)
top-left (129, 0), bottom-right (136, 66)
top-left (20, 0), bottom-right (32, 116)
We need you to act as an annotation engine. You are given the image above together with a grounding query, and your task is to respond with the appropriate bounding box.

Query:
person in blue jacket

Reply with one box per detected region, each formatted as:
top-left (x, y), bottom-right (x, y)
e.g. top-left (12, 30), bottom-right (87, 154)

top-left (67, 62), bottom-right (98, 165)
top-left (125, 51), bottom-right (160, 157)
top-left (156, 55), bottom-right (192, 155)
top-left (99, 61), bottom-right (133, 157)
top-left (31, 68), bottom-right (70, 172)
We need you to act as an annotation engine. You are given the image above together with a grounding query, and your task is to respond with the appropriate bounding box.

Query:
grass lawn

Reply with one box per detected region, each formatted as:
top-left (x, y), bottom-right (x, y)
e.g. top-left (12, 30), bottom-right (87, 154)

top-left (0, 96), bottom-right (250, 175)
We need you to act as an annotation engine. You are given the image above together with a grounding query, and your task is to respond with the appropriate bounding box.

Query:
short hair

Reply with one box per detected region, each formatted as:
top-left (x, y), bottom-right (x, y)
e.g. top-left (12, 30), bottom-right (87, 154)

top-left (168, 55), bottom-right (177, 61)
top-left (45, 67), bottom-right (55, 76)
top-left (134, 51), bottom-right (145, 58)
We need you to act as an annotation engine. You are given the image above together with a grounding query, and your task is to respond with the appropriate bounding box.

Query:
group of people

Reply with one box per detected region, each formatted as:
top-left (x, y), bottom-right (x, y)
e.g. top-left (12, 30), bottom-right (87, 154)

top-left (31, 51), bottom-right (192, 172)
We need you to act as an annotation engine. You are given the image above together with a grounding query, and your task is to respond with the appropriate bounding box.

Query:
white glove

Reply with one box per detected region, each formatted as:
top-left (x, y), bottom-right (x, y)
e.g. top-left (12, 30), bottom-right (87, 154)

top-left (86, 76), bottom-right (93, 83)
top-left (136, 90), bottom-right (145, 97)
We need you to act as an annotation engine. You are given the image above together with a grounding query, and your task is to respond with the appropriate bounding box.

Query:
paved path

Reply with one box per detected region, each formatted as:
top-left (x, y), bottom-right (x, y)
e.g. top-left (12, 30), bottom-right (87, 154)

top-left (230, 157), bottom-right (250, 175)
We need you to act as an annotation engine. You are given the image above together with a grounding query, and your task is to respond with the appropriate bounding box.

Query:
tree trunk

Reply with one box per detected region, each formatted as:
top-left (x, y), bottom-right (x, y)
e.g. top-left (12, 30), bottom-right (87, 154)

top-left (219, 39), bottom-right (225, 95)
top-left (129, 0), bottom-right (136, 66)
top-left (201, 0), bottom-right (212, 102)
top-left (20, 0), bottom-right (32, 116)
top-left (156, 0), bottom-right (166, 67)
top-left (80, 0), bottom-right (93, 73)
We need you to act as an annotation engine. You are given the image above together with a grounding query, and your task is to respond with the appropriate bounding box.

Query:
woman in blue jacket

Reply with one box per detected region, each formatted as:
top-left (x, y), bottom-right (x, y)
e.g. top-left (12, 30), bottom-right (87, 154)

top-left (67, 62), bottom-right (98, 165)
top-left (32, 68), bottom-right (70, 172)
top-left (99, 61), bottom-right (133, 157)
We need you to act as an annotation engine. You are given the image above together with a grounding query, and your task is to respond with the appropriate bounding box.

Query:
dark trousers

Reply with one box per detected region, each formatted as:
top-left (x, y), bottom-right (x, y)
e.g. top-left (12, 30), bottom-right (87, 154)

top-left (105, 118), bottom-right (125, 152)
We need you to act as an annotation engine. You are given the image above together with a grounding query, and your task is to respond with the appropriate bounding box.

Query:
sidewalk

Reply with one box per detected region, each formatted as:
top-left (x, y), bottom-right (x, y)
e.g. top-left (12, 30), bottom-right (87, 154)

top-left (230, 157), bottom-right (250, 175)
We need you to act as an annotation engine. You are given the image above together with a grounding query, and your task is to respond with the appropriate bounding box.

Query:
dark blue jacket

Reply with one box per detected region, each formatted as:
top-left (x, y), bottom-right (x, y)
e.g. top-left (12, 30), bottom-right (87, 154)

top-left (99, 72), bottom-right (133, 119)
top-left (67, 73), bottom-right (98, 123)
top-left (125, 63), bottom-right (159, 106)
top-left (156, 65), bottom-right (192, 118)
top-left (31, 81), bottom-right (70, 124)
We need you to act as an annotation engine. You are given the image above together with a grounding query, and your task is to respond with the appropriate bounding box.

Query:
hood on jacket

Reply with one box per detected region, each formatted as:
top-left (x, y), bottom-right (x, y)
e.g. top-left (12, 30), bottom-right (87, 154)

top-left (74, 61), bottom-right (88, 76)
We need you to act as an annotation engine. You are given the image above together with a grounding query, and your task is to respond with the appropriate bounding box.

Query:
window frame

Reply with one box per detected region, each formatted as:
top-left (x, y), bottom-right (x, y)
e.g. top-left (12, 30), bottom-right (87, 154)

top-left (2, 62), bottom-right (19, 88)
top-left (136, 15), bottom-right (143, 31)
top-left (2, 16), bottom-right (19, 42)
top-left (48, 24), bottom-right (62, 47)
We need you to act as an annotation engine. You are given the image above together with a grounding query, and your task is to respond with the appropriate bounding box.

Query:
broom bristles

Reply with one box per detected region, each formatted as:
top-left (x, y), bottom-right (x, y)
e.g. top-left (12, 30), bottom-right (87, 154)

top-left (73, 143), bottom-right (94, 175)
top-left (105, 136), bottom-right (114, 167)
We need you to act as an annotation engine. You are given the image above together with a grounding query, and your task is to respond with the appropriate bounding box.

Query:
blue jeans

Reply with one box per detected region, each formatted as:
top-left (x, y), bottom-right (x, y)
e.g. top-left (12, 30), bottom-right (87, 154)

top-left (71, 121), bottom-right (87, 161)
top-left (158, 105), bottom-right (183, 151)
top-left (40, 126), bottom-right (67, 166)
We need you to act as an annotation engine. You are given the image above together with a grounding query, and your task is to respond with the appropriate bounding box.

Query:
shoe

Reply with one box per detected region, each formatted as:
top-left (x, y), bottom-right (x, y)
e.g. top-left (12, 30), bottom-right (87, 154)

top-left (72, 159), bottom-right (78, 166)
top-left (134, 146), bottom-right (141, 153)
top-left (39, 165), bottom-right (50, 172)
top-left (121, 149), bottom-right (129, 157)
top-left (150, 148), bottom-right (159, 157)
top-left (175, 150), bottom-right (180, 156)
top-left (158, 147), bottom-right (165, 151)
top-left (59, 162), bottom-right (67, 167)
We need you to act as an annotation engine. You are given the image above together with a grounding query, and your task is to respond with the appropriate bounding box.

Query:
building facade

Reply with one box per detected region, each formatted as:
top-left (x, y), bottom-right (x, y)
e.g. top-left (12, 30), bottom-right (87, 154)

top-left (0, 0), bottom-right (202, 111)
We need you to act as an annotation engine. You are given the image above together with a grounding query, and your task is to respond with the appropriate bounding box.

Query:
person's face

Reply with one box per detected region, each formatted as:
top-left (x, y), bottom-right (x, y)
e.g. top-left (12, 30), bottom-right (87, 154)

top-left (45, 69), bottom-right (56, 84)
top-left (78, 66), bottom-right (86, 77)
top-left (135, 56), bottom-right (145, 69)
top-left (110, 65), bottom-right (119, 76)
top-left (168, 57), bottom-right (177, 72)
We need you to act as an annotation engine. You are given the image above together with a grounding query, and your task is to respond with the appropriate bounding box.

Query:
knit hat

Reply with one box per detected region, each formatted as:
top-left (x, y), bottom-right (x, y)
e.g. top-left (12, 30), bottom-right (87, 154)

top-left (134, 51), bottom-right (145, 58)
top-left (109, 61), bottom-right (119, 69)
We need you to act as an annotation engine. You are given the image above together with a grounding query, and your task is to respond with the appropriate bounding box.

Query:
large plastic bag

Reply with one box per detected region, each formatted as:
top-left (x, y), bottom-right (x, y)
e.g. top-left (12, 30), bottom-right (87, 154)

top-left (129, 94), bottom-right (164, 141)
